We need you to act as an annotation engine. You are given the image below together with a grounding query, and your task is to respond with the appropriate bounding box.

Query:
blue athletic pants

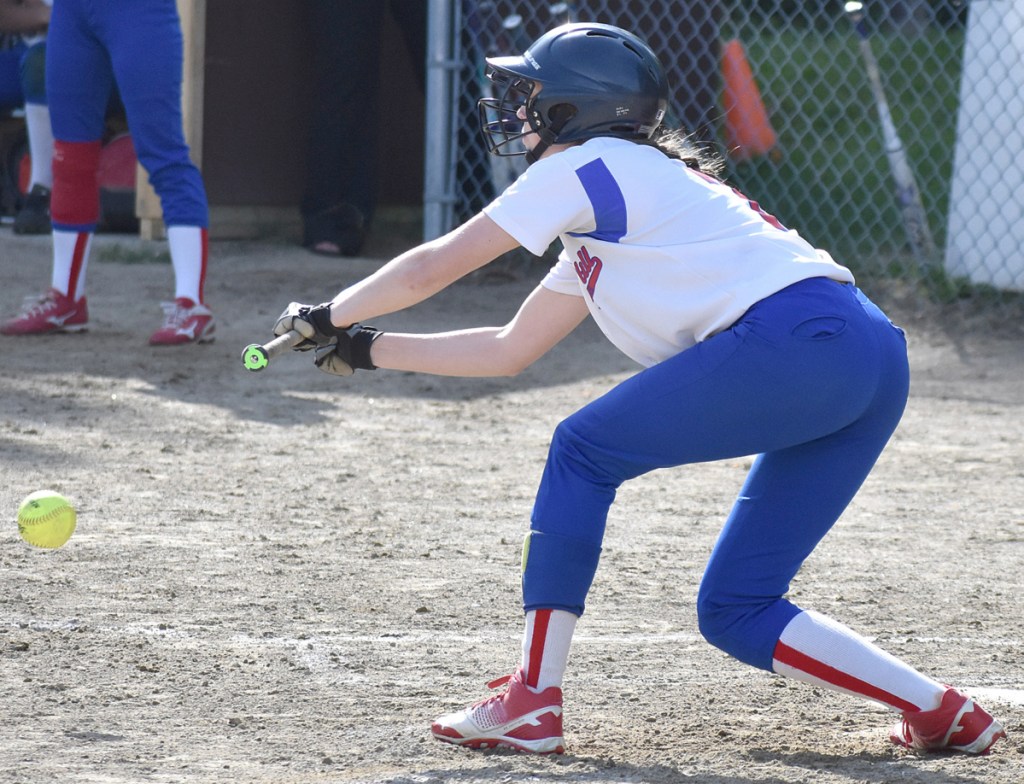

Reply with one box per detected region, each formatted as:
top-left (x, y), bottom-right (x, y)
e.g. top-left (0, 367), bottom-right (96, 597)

top-left (0, 41), bottom-right (46, 109)
top-left (46, 0), bottom-right (207, 227)
top-left (523, 277), bottom-right (910, 671)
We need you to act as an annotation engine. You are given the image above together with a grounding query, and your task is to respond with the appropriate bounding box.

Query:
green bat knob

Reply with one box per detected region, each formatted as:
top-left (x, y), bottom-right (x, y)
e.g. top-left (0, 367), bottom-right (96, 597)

top-left (241, 344), bottom-right (269, 372)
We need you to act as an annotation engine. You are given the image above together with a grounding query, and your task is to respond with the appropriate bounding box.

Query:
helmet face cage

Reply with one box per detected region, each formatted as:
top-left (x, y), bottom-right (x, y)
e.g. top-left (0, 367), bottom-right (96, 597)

top-left (478, 65), bottom-right (536, 158)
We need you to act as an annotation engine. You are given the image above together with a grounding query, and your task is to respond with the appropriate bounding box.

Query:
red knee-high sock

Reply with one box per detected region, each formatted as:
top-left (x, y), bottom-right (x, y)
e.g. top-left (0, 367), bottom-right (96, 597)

top-left (51, 140), bottom-right (101, 228)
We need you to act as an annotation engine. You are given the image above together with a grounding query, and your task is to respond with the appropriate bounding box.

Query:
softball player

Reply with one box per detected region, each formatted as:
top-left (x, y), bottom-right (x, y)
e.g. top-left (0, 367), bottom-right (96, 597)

top-left (1, 0), bottom-right (213, 345)
top-left (275, 23), bottom-right (1005, 756)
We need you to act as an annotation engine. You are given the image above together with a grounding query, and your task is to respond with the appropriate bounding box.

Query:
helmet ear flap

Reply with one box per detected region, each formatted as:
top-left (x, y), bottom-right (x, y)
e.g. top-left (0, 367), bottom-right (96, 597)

top-left (546, 103), bottom-right (578, 138)
top-left (528, 102), bottom-right (578, 164)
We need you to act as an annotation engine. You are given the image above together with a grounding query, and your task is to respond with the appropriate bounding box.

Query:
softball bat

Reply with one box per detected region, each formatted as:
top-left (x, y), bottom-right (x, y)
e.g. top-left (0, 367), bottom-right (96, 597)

top-left (241, 330), bottom-right (304, 372)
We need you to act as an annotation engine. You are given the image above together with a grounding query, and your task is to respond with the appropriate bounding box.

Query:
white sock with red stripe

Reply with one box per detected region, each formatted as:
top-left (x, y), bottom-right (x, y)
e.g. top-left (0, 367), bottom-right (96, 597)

top-left (521, 609), bottom-right (577, 693)
top-left (167, 226), bottom-right (208, 304)
top-left (52, 230), bottom-right (92, 301)
top-left (773, 610), bottom-right (945, 713)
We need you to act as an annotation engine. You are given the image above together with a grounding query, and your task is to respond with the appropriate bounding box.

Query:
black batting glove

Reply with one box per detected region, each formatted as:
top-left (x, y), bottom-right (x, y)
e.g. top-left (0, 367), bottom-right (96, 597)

top-left (313, 324), bottom-right (383, 375)
top-left (273, 301), bottom-right (347, 351)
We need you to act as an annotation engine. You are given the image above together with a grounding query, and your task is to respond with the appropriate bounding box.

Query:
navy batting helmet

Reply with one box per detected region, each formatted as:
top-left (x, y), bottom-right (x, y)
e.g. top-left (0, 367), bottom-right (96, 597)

top-left (479, 23), bottom-right (669, 163)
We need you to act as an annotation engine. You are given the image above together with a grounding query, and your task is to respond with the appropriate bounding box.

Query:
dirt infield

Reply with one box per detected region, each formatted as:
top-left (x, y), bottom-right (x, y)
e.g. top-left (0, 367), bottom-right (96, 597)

top-left (1, 230), bottom-right (1021, 783)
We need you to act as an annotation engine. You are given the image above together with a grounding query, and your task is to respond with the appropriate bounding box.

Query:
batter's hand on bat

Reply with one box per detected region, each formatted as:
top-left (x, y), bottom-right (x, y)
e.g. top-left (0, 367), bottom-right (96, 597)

top-left (273, 301), bottom-right (345, 351)
top-left (313, 324), bottom-right (383, 376)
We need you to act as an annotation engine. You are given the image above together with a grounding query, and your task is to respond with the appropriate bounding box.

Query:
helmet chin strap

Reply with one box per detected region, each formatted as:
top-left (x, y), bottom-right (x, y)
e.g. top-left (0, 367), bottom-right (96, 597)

top-left (525, 121), bottom-right (565, 165)
top-left (525, 142), bottom-right (548, 165)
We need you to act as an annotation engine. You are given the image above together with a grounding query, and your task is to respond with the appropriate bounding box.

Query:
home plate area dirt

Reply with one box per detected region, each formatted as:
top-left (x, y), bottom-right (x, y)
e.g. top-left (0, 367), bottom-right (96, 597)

top-left (1, 233), bottom-right (1022, 783)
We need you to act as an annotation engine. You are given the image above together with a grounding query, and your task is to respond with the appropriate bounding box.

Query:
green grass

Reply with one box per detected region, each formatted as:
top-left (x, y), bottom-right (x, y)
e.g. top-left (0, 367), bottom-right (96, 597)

top-left (94, 243), bottom-right (171, 265)
top-left (717, 27), bottom-right (965, 283)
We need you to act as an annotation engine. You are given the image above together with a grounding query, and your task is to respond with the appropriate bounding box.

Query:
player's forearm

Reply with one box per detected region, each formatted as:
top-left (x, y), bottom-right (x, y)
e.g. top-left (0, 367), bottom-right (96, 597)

top-left (371, 329), bottom-right (535, 377)
top-left (366, 284), bottom-right (588, 377)
top-left (327, 244), bottom-right (462, 328)
top-left (326, 213), bottom-right (519, 328)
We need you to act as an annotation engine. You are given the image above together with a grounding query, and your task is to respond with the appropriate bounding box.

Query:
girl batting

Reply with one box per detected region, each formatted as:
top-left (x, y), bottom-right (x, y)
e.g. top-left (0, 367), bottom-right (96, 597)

top-left (274, 23), bottom-right (1005, 756)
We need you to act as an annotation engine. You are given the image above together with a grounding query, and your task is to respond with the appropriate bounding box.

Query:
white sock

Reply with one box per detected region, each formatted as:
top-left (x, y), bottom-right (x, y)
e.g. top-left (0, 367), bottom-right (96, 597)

top-left (167, 225), bottom-right (207, 304)
top-left (52, 230), bottom-right (92, 301)
top-left (24, 102), bottom-right (54, 190)
top-left (520, 609), bottom-right (577, 693)
top-left (773, 610), bottom-right (945, 713)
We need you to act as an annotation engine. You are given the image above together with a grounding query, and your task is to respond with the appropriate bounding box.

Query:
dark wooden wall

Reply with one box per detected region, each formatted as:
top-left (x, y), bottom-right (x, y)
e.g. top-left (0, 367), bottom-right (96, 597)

top-left (201, 3), bottom-right (425, 209)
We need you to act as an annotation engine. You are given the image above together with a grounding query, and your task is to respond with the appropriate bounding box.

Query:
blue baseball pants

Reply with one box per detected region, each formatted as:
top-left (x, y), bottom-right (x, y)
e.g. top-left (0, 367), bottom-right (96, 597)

top-left (46, 0), bottom-right (207, 228)
top-left (523, 277), bottom-right (910, 671)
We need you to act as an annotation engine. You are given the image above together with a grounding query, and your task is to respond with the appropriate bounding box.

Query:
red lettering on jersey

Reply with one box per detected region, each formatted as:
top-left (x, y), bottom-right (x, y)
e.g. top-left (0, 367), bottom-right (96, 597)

top-left (746, 197), bottom-right (786, 230)
top-left (691, 169), bottom-right (787, 230)
top-left (574, 245), bottom-right (603, 299)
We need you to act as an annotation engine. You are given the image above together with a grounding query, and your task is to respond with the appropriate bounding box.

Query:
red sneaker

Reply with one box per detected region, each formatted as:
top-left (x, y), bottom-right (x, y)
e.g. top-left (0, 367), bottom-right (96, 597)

top-left (891, 687), bottom-right (1006, 754)
top-left (431, 668), bottom-right (565, 753)
top-left (1, 288), bottom-right (88, 335)
top-left (149, 298), bottom-right (215, 345)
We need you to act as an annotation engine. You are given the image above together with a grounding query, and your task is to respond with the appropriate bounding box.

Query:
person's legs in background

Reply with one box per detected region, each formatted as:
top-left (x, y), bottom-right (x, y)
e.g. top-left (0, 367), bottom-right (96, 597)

top-left (102, 0), bottom-right (212, 345)
top-left (13, 40), bottom-right (53, 234)
top-left (300, 1), bottom-right (385, 257)
top-left (0, 40), bottom-right (26, 110)
top-left (0, 0), bottom-right (107, 336)
top-left (2, 0), bottom-right (213, 345)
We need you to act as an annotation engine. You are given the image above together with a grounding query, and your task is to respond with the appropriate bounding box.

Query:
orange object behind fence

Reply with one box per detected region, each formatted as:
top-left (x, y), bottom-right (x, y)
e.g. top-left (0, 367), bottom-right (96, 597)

top-left (721, 38), bottom-right (778, 161)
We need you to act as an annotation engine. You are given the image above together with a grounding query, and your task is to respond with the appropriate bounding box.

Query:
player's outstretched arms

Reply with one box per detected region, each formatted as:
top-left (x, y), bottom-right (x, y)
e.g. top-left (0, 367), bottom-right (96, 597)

top-left (325, 213), bottom-right (521, 329)
top-left (369, 285), bottom-right (589, 378)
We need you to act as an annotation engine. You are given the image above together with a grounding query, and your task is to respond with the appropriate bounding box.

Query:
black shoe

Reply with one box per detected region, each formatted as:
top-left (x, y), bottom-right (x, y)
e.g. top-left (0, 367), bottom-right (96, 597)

top-left (13, 184), bottom-right (52, 235)
top-left (302, 203), bottom-right (367, 257)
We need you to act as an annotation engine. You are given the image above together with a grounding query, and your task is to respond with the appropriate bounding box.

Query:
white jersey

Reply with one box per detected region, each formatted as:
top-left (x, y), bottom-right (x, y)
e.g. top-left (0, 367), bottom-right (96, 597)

top-left (483, 137), bottom-right (855, 367)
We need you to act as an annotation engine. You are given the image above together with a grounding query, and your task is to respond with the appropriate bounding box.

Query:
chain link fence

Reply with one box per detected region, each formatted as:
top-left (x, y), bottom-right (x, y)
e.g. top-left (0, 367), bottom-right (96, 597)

top-left (425, 0), bottom-right (1024, 320)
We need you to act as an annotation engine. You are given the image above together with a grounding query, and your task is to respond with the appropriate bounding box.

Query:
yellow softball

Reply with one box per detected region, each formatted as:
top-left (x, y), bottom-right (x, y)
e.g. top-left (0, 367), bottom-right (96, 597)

top-left (17, 491), bottom-right (77, 549)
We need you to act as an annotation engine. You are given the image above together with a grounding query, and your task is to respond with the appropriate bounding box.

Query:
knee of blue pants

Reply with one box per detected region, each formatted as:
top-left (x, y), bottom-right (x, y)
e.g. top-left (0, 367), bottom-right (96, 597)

top-left (549, 415), bottom-right (614, 485)
top-left (20, 43), bottom-right (47, 103)
top-left (532, 415), bottom-right (623, 535)
top-left (696, 583), bottom-right (802, 671)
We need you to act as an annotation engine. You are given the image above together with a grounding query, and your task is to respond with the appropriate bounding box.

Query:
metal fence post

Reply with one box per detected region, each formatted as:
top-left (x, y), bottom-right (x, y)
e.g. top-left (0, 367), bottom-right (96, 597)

top-left (423, 0), bottom-right (457, 241)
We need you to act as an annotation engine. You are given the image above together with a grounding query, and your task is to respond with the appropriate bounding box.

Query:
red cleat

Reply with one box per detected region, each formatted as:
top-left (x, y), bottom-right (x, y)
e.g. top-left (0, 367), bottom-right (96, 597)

top-left (1, 288), bottom-right (88, 335)
top-left (891, 687), bottom-right (1006, 755)
top-left (149, 297), bottom-right (215, 345)
top-left (431, 668), bottom-right (565, 754)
